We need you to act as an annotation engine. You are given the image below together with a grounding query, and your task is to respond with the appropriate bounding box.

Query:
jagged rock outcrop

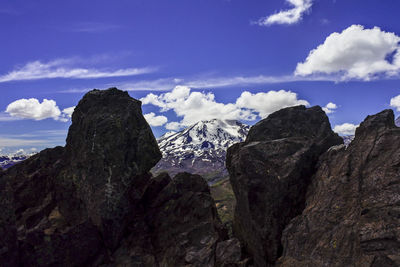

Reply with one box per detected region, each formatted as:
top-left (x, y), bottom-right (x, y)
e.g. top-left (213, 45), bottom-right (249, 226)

top-left (0, 88), bottom-right (161, 266)
top-left (226, 105), bottom-right (343, 266)
top-left (108, 172), bottom-right (235, 266)
top-left (64, 88), bottom-right (161, 249)
top-left (0, 88), bottom-right (242, 267)
top-left (278, 109), bottom-right (400, 266)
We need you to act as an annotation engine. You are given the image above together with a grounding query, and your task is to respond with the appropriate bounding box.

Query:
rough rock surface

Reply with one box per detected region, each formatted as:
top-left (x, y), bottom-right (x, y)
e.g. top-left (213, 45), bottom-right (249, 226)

top-left (278, 109), bottom-right (400, 266)
top-left (0, 88), bottom-right (161, 266)
top-left (0, 88), bottom-right (242, 267)
top-left (226, 105), bottom-right (342, 266)
top-left (108, 172), bottom-right (232, 266)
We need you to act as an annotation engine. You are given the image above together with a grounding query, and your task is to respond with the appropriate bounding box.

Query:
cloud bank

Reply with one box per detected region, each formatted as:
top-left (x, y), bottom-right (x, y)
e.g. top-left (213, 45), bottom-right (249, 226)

top-left (256, 0), bottom-right (313, 26)
top-left (5, 98), bottom-right (74, 122)
top-left (141, 86), bottom-right (309, 130)
top-left (296, 25), bottom-right (400, 80)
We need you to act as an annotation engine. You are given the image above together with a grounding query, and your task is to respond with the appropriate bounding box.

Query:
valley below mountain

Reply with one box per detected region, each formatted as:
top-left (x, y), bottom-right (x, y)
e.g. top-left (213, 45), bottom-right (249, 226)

top-left (0, 88), bottom-right (399, 267)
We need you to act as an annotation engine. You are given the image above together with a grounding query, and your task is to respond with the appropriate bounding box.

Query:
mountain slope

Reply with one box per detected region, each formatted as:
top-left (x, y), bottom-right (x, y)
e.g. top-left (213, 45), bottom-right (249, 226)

top-left (152, 119), bottom-right (250, 183)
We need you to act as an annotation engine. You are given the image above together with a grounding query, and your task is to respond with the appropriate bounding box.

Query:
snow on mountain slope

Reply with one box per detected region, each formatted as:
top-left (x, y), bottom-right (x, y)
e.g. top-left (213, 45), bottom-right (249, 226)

top-left (152, 119), bottom-right (249, 184)
top-left (0, 152), bottom-right (35, 169)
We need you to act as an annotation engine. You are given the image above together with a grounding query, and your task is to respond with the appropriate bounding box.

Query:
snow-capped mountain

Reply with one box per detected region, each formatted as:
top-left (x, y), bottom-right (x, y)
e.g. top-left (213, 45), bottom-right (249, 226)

top-left (0, 153), bottom-right (35, 170)
top-left (152, 119), bottom-right (250, 184)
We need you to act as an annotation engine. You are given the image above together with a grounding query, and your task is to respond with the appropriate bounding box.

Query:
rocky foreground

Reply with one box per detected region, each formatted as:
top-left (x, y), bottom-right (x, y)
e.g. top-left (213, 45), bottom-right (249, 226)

top-left (0, 88), bottom-right (399, 266)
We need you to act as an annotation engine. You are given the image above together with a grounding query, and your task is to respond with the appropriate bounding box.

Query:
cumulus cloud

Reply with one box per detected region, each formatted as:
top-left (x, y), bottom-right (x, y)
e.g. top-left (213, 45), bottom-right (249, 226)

top-left (322, 102), bottom-right (337, 114)
top-left (256, 0), bottom-right (313, 26)
top-left (144, 112), bottom-right (168, 126)
top-left (333, 123), bottom-right (359, 136)
top-left (236, 90), bottom-right (309, 118)
top-left (296, 25), bottom-right (400, 80)
top-left (62, 106), bottom-right (75, 118)
top-left (165, 122), bottom-right (182, 131)
top-left (6, 98), bottom-right (61, 120)
top-left (58, 106), bottom-right (76, 122)
top-left (0, 58), bottom-right (155, 82)
top-left (5, 98), bottom-right (74, 122)
top-left (390, 95), bottom-right (400, 111)
top-left (141, 86), bottom-right (309, 130)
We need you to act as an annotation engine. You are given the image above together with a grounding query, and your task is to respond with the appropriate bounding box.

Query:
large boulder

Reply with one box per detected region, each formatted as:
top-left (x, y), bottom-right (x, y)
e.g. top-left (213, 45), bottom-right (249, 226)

top-left (0, 88), bottom-right (162, 266)
top-left (226, 105), bottom-right (342, 266)
top-left (278, 109), bottom-right (400, 266)
top-left (64, 88), bottom-right (161, 248)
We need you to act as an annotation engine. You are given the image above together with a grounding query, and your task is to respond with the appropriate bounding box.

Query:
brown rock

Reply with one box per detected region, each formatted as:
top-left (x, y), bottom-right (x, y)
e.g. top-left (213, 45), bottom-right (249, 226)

top-left (226, 105), bottom-right (342, 266)
top-left (278, 109), bottom-right (400, 266)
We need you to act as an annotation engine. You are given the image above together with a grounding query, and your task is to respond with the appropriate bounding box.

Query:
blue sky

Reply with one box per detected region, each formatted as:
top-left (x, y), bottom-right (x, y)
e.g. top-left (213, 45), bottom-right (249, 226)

top-left (1, 0), bottom-right (400, 154)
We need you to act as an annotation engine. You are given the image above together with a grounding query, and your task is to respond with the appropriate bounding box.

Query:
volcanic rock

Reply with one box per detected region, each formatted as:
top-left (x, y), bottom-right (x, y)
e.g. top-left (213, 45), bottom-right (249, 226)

top-left (0, 88), bottom-right (241, 267)
top-left (278, 109), bottom-right (400, 266)
top-left (103, 172), bottom-right (243, 267)
top-left (64, 88), bottom-right (161, 249)
top-left (226, 105), bottom-right (342, 266)
top-left (0, 88), bottom-right (161, 266)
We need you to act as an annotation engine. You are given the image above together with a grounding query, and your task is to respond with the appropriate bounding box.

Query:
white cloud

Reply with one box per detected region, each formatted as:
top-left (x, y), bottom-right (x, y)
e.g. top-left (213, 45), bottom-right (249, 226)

top-left (144, 112), bottom-right (168, 126)
top-left (236, 90), bottom-right (309, 118)
top-left (6, 98), bottom-right (61, 120)
top-left (296, 25), bottom-right (400, 80)
top-left (0, 58), bottom-right (155, 82)
top-left (390, 95), bottom-right (400, 111)
top-left (333, 123), bottom-right (359, 136)
top-left (256, 0), bottom-right (313, 26)
top-left (165, 122), bottom-right (182, 131)
top-left (62, 106), bottom-right (75, 118)
top-left (141, 86), bottom-right (309, 129)
top-left (322, 102), bottom-right (337, 114)
top-left (5, 98), bottom-right (74, 122)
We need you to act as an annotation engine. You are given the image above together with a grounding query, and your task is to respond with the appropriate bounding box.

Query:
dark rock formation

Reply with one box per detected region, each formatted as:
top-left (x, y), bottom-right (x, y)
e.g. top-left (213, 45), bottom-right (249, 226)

top-left (226, 105), bottom-right (342, 266)
top-left (109, 172), bottom-right (229, 266)
top-left (0, 168), bottom-right (18, 266)
top-left (0, 88), bottom-right (161, 266)
top-left (64, 88), bottom-right (161, 249)
top-left (0, 88), bottom-right (242, 267)
top-left (278, 109), bottom-right (400, 266)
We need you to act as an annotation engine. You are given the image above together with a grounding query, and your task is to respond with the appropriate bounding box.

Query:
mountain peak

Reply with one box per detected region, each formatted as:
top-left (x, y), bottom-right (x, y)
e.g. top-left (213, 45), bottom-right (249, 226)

top-left (153, 119), bottom-right (250, 183)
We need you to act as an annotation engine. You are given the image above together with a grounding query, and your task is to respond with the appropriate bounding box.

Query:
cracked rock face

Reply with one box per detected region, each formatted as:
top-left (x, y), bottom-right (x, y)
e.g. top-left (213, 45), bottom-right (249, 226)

top-left (65, 88), bottom-right (161, 249)
top-left (226, 105), bottom-right (342, 266)
top-left (0, 88), bottom-right (162, 266)
top-left (278, 109), bottom-right (400, 266)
